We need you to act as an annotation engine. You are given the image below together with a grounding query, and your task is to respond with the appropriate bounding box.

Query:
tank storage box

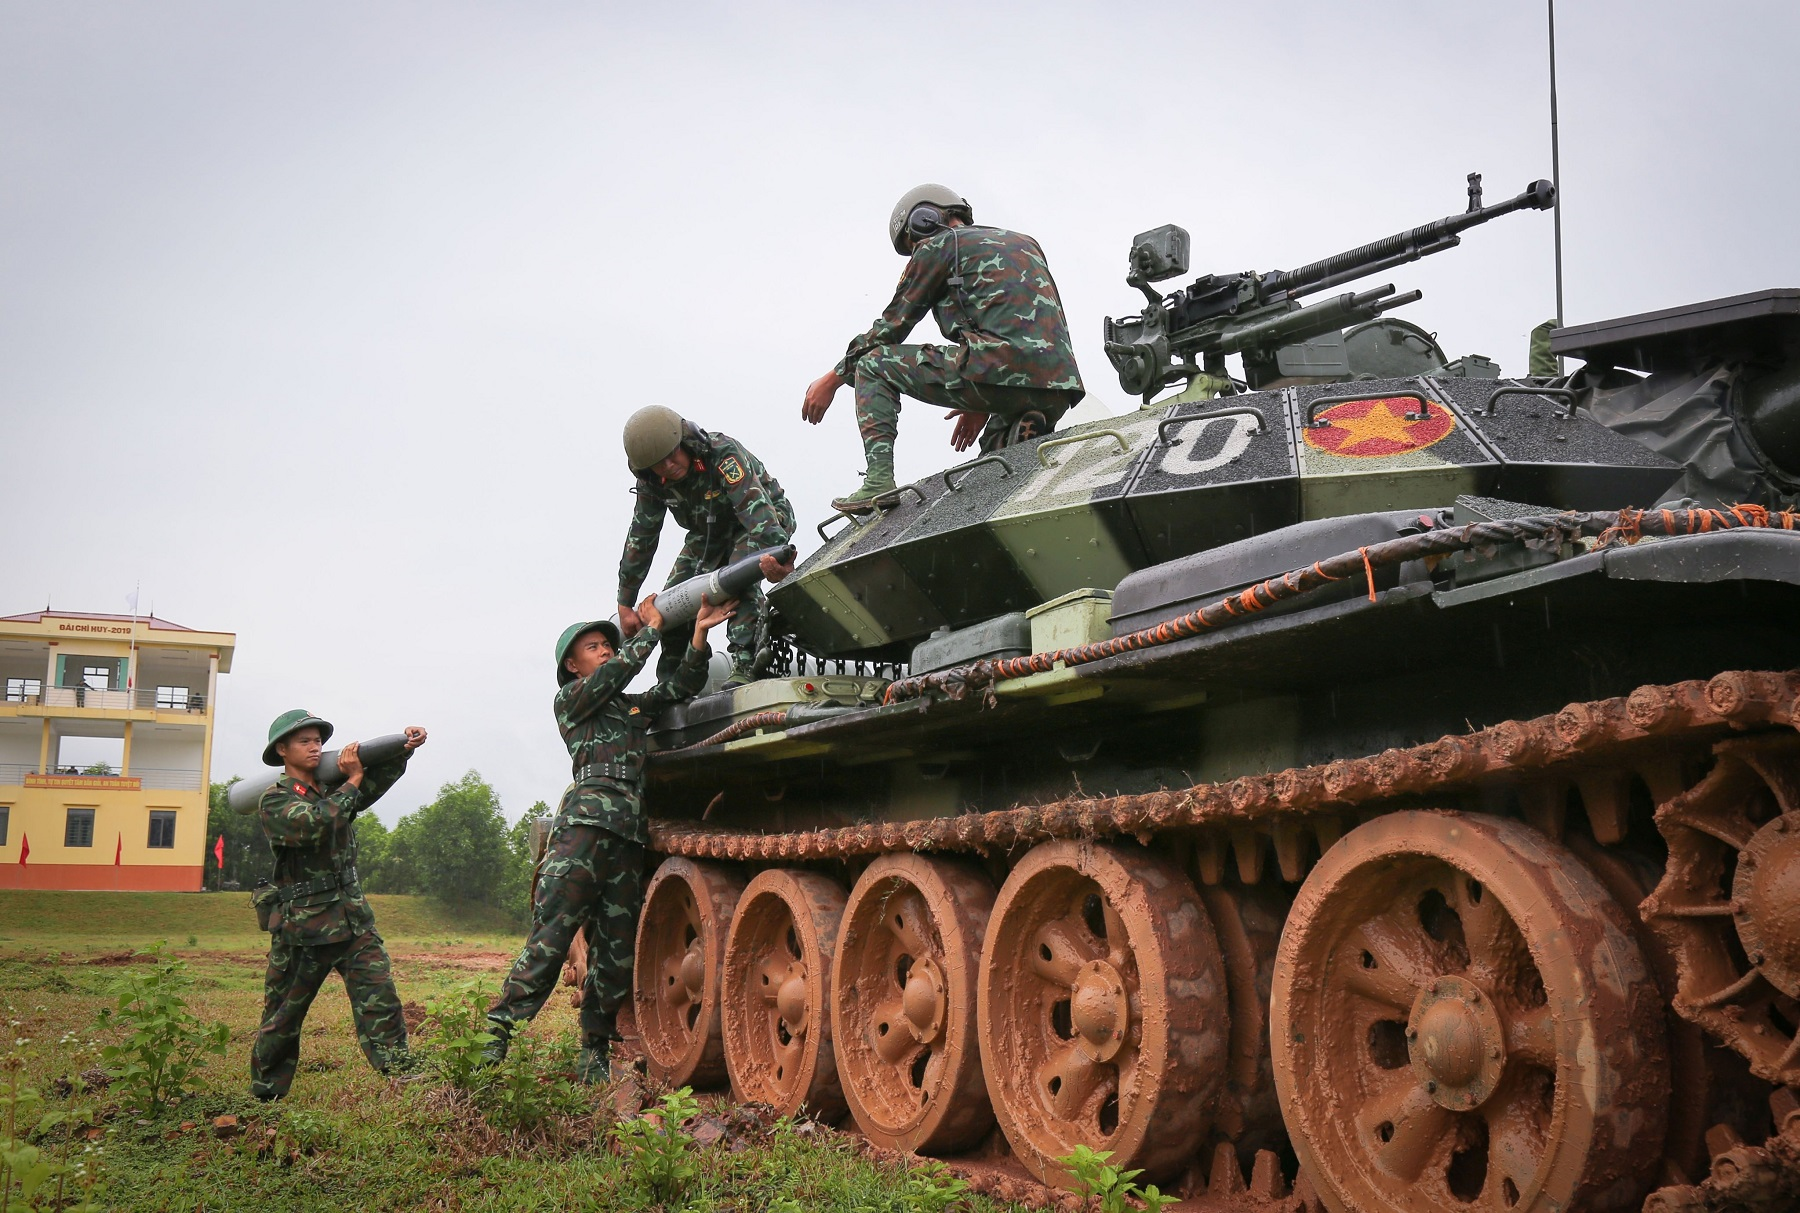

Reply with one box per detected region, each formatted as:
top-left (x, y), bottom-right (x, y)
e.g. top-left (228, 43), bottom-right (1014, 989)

top-left (649, 674), bottom-right (888, 750)
top-left (1026, 588), bottom-right (1113, 653)
top-left (910, 613), bottom-right (1031, 674)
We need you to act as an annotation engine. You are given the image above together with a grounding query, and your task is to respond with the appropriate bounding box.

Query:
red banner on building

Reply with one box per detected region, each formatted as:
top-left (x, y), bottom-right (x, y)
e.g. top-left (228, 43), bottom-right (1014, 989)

top-left (17, 835), bottom-right (27, 865)
top-left (214, 835), bottom-right (225, 869)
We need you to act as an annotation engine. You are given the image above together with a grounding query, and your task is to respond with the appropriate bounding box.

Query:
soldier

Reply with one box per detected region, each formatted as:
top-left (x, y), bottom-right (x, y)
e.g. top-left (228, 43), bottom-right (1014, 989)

top-left (618, 405), bottom-right (795, 689)
top-left (484, 591), bottom-right (735, 1082)
top-left (250, 710), bottom-right (427, 1101)
top-left (801, 183), bottom-right (1087, 513)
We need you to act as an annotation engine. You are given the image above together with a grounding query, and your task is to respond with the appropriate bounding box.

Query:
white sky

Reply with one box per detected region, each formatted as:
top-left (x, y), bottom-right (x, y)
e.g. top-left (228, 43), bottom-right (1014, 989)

top-left (6, 1), bottom-right (1798, 823)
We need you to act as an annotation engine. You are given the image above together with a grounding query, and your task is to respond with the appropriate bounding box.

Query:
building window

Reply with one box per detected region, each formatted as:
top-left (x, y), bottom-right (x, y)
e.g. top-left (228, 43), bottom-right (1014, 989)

top-left (5, 678), bottom-right (40, 703)
top-left (155, 686), bottom-right (190, 710)
top-left (147, 810), bottom-right (177, 849)
top-left (0, 806), bottom-right (8, 846)
top-left (82, 666), bottom-right (112, 691)
top-left (65, 807), bottom-right (95, 848)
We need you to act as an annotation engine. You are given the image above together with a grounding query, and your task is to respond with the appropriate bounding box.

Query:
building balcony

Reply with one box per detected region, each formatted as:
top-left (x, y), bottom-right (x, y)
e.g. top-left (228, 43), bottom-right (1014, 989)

top-left (0, 764), bottom-right (204, 791)
top-left (1, 687), bottom-right (208, 715)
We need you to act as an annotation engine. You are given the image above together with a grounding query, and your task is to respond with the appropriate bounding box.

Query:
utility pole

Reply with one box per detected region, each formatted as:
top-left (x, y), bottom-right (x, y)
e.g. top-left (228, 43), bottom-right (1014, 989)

top-left (1548, 0), bottom-right (1566, 373)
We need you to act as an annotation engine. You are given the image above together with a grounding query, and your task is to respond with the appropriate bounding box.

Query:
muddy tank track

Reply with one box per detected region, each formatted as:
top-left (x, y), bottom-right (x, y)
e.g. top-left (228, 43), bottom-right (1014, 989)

top-left (641, 667), bottom-right (1800, 1211)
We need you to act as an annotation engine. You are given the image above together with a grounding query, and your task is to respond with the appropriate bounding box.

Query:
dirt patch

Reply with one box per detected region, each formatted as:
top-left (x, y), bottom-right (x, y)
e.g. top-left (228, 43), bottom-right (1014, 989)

top-left (401, 1001), bottom-right (427, 1032)
top-left (84, 949), bottom-right (145, 966)
top-left (397, 951), bottom-right (515, 973)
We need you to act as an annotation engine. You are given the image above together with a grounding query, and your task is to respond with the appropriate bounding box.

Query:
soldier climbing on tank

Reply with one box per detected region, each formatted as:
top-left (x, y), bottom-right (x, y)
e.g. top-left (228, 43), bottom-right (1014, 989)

top-left (249, 709), bottom-right (427, 1100)
top-left (483, 591), bottom-right (736, 1082)
top-left (801, 183), bottom-right (1086, 513)
top-left (618, 405), bottom-right (795, 689)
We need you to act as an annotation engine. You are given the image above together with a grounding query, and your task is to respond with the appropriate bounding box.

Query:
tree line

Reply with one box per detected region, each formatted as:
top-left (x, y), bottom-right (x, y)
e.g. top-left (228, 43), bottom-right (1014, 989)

top-left (205, 770), bottom-right (550, 924)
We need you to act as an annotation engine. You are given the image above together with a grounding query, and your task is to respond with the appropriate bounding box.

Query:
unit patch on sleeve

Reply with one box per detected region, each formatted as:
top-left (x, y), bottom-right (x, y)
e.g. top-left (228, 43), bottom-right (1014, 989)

top-left (718, 455), bottom-right (745, 485)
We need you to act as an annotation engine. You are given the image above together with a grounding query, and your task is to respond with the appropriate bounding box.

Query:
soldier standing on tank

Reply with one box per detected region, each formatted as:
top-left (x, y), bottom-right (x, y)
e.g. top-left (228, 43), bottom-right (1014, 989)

top-left (801, 183), bottom-right (1087, 513)
top-left (483, 592), bottom-right (736, 1082)
top-left (617, 405), bottom-right (795, 689)
top-left (250, 710), bottom-right (427, 1101)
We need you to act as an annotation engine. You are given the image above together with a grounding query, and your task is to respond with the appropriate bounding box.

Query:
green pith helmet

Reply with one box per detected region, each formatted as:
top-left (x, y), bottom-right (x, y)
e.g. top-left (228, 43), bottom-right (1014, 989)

top-left (263, 708), bottom-right (333, 767)
top-left (623, 405), bottom-right (686, 473)
top-left (556, 620), bottom-right (622, 686)
top-left (888, 183), bottom-right (971, 254)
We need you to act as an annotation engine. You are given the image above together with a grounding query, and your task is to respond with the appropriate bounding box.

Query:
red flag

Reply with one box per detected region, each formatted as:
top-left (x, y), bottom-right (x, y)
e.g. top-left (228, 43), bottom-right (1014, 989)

top-left (17, 834), bottom-right (27, 865)
top-left (214, 835), bottom-right (226, 869)
top-left (114, 833), bottom-right (123, 865)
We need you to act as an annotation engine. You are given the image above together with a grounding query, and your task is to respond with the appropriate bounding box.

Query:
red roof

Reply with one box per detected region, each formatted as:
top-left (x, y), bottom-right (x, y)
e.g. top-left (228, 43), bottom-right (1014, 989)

top-left (0, 610), bottom-right (198, 632)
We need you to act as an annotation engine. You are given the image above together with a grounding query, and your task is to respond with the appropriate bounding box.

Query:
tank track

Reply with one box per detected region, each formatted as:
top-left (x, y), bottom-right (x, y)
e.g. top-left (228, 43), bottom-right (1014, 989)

top-left (647, 669), bottom-right (1800, 1210)
top-left (651, 669), bottom-right (1800, 865)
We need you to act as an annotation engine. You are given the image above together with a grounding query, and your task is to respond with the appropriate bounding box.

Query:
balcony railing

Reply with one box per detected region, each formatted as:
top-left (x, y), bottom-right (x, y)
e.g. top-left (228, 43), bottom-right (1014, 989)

top-left (1, 688), bottom-right (207, 713)
top-left (0, 765), bottom-right (203, 790)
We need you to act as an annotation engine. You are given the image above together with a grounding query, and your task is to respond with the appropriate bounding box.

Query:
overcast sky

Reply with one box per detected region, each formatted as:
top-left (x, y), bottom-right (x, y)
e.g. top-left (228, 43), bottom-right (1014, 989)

top-left (6, 1), bottom-right (1797, 824)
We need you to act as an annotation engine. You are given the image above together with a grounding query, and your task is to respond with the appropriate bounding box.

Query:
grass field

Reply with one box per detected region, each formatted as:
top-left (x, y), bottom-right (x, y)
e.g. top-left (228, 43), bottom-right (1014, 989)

top-left (0, 891), bottom-right (1030, 1212)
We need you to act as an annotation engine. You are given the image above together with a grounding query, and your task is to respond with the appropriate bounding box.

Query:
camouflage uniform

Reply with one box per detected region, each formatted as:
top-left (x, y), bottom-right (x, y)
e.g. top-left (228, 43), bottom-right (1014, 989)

top-left (618, 426), bottom-right (794, 681)
top-left (489, 625), bottom-right (710, 1046)
top-left (835, 225), bottom-right (1086, 467)
top-left (250, 756), bottom-right (411, 1100)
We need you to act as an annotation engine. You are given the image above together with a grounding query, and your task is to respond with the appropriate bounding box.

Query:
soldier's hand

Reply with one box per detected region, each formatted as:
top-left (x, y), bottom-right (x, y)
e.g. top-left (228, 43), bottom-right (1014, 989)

top-left (947, 409), bottom-right (988, 452)
top-left (802, 370), bottom-right (845, 424)
top-left (637, 593), bottom-right (664, 632)
top-left (759, 552), bottom-right (795, 584)
top-left (694, 596), bottom-right (737, 634)
top-left (403, 727), bottom-right (428, 751)
top-left (617, 603), bottom-right (643, 638)
top-left (337, 741), bottom-right (364, 785)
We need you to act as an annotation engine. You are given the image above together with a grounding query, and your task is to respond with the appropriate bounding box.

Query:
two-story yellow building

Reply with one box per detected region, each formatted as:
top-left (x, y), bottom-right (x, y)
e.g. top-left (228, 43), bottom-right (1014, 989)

top-left (0, 610), bottom-right (234, 891)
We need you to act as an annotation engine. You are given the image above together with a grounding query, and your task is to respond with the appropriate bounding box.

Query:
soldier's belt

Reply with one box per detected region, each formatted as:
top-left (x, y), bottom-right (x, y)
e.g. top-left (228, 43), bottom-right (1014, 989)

top-left (573, 762), bottom-right (639, 785)
top-left (271, 868), bottom-right (359, 903)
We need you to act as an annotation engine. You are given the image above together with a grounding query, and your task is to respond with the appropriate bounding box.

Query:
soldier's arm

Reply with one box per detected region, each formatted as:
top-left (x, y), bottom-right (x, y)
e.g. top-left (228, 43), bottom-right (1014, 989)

top-left (617, 488), bottom-right (668, 607)
top-left (557, 626), bottom-right (661, 724)
top-left (714, 441), bottom-right (794, 549)
top-left (355, 752), bottom-right (413, 810)
top-left (834, 237), bottom-right (955, 377)
top-left (258, 781), bottom-right (362, 847)
top-left (636, 636), bottom-right (712, 715)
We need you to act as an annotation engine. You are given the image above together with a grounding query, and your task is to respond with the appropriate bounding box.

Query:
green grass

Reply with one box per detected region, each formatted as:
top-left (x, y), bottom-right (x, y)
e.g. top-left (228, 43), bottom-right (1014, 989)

top-left (0, 892), bottom-right (1029, 1212)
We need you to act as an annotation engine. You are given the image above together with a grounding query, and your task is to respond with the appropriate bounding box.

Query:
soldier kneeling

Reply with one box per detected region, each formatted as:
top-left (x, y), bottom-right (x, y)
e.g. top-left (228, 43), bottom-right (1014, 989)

top-left (484, 591), bottom-right (734, 1082)
top-left (250, 709), bottom-right (426, 1100)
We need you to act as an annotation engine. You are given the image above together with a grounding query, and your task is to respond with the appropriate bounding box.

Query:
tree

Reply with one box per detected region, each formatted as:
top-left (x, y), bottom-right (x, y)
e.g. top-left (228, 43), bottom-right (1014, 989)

top-left (205, 777), bottom-right (274, 891)
top-left (382, 771), bottom-right (510, 906)
top-left (494, 801), bottom-right (551, 926)
top-left (354, 813), bottom-right (396, 891)
top-left (82, 761), bottom-right (115, 775)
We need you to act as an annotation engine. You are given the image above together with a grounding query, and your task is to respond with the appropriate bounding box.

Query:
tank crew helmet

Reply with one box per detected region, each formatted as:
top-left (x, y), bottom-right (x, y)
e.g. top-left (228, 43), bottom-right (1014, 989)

top-left (263, 708), bottom-right (333, 767)
top-left (623, 405), bottom-right (688, 474)
top-left (555, 619), bottom-right (623, 686)
top-left (889, 183), bottom-right (972, 255)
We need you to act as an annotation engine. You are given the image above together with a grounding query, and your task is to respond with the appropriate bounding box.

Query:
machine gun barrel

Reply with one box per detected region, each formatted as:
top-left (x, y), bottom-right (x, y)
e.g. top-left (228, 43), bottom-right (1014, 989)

top-left (1267, 179), bottom-right (1556, 302)
top-left (1204, 286), bottom-right (1421, 355)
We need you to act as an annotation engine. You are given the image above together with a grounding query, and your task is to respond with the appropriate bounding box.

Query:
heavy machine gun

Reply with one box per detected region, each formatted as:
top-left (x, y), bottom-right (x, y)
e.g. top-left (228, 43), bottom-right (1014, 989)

top-left (1103, 173), bottom-right (1556, 402)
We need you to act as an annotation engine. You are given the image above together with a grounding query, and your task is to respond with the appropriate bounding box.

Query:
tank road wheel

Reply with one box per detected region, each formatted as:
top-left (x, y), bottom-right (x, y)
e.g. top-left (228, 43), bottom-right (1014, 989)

top-left (632, 857), bottom-right (745, 1088)
top-left (977, 840), bottom-right (1229, 1187)
top-left (1272, 811), bottom-right (1669, 1213)
top-left (832, 854), bottom-right (996, 1154)
top-left (721, 868), bottom-right (849, 1119)
top-left (1644, 734), bottom-right (1800, 1086)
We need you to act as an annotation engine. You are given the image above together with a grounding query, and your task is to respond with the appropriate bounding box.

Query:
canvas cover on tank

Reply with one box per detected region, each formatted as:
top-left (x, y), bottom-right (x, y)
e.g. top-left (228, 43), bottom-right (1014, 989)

top-left (769, 376), bottom-right (1681, 660)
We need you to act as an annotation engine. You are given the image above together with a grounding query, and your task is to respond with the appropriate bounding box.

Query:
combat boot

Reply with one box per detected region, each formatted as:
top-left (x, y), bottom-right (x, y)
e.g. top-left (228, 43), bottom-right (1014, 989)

top-left (721, 660), bottom-right (758, 690)
top-left (830, 463), bottom-right (898, 515)
top-left (479, 1017), bottom-right (512, 1067)
top-left (576, 1042), bottom-right (611, 1085)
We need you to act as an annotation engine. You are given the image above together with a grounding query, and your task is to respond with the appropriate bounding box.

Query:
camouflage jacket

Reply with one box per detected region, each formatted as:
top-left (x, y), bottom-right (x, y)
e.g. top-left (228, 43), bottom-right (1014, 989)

top-left (258, 756), bottom-right (409, 947)
top-left (555, 624), bottom-right (710, 842)
top-left (834, 225), bottom-right (1085, 398)
top-left (618, 427), bottom-right (794, 604)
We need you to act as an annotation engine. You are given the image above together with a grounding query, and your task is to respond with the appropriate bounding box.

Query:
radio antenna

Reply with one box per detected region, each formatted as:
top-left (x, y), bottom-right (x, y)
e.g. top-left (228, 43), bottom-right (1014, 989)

top-left (1548, 0), bottom-right (1566, 372)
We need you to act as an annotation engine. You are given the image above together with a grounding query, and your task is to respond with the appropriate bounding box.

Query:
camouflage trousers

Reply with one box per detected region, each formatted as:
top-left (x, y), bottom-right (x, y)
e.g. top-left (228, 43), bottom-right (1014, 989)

top-left (655, 522), bottom-right (792, 682)
top-left (489, 821), bottom-right (645, 1045)
top-left (250, 931), bottom-right (406, 1099)
top-left (851, 344), bottom-right (1078, 470)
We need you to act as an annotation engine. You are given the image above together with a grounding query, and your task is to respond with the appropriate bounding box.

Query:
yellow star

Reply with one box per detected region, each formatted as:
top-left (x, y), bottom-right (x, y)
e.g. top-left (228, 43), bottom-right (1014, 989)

top-left (1327, 402), bottom-right (1428, 451)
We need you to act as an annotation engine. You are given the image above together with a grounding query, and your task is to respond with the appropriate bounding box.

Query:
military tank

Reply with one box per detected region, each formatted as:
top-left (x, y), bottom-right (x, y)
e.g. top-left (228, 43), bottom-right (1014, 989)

top-left (622, 175), bottom-right (1800, 1212)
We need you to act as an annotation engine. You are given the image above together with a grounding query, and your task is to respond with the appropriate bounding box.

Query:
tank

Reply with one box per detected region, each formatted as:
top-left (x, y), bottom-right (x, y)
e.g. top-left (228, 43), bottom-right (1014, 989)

top-left (617, 183), bottom-right (1800, 1212)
